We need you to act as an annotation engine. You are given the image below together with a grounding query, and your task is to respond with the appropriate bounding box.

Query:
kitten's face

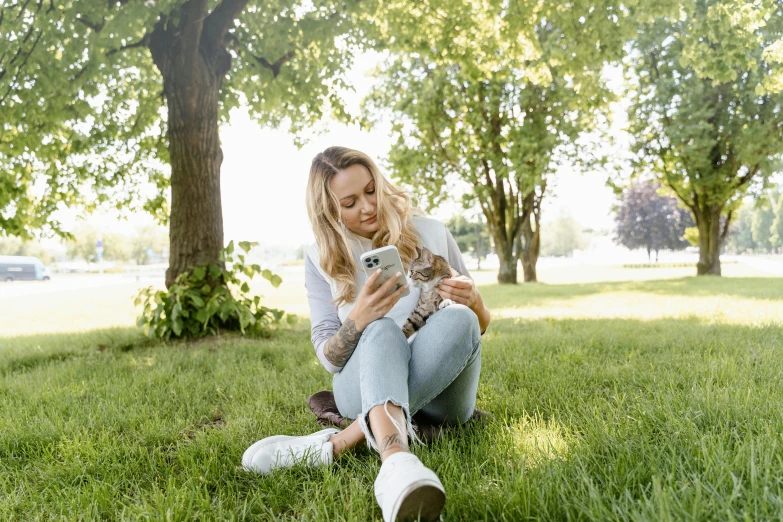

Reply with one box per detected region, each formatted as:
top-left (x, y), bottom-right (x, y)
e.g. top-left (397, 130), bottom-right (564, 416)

top-left (409, 247), bottom-right (435, 284)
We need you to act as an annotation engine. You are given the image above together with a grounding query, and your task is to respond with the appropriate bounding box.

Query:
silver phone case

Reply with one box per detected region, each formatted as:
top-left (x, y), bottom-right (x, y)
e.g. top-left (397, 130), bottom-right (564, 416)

top-left (359, 245), bottom-right (411, 298)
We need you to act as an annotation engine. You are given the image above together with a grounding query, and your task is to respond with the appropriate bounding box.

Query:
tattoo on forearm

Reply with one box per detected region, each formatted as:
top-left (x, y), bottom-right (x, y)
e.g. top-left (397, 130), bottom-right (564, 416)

top-left (379, 433), bottom-right (409, 454)
top-left (323, 318), bottom-right (363, 367)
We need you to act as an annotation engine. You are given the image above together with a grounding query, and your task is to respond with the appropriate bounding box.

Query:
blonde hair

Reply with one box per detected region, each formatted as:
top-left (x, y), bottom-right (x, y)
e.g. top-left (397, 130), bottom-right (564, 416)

top-left (306, 146), bottom-right (421, 306)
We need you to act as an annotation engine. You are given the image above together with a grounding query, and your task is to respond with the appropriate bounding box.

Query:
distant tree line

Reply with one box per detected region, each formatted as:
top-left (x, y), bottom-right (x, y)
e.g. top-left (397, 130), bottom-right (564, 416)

top-left (725, 192), bottom-right (783, 254)
top-left (0, 225), bottom-right (169, 265)
top-left (3, 0), bottom-right (781, 289)
top-left (447, 212), bottom-right (594, 267)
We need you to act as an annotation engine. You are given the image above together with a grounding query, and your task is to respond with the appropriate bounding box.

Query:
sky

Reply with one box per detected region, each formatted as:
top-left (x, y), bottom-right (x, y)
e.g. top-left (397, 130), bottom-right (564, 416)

top-left (56, 51), bottom-right (620, 250)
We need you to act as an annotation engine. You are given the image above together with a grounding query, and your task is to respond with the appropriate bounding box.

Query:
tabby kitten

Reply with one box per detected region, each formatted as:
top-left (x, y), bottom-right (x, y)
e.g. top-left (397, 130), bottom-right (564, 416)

top-left (401, 246), bottom-right (460, 338)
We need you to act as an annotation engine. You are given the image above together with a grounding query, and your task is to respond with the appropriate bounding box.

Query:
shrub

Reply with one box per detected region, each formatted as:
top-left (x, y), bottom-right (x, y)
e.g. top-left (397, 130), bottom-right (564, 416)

top-left (135, 241), bottom-right (295, 340)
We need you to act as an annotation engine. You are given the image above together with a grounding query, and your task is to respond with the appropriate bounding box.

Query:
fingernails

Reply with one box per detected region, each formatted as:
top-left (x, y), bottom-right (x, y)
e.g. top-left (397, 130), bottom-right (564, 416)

top-left (376, 268), bottom-right (382, 274)
top-left (395, 271), bottom-right (401, 277)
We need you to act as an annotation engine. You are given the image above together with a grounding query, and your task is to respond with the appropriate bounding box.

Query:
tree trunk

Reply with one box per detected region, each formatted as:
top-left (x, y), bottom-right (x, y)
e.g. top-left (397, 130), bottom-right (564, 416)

top-left (520, 212), bottom-right (540, 282)
top-left (696, 206), bottom-right (723, 275)
top-left (163, 81), bottom-right (225, 288)
top-left (150, 12), bottom-right (233, 288)
top-left (494, 235), bottom-right (517, 284)
top-left (497, 254), bottom-right (518, 284)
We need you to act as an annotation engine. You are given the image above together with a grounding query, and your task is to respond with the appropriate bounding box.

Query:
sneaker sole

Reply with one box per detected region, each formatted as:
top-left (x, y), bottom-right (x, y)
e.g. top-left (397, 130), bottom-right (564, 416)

top-left (392, 480), bottom-right (446, 522)
top-left (242, 428), bottom-right (339, 472)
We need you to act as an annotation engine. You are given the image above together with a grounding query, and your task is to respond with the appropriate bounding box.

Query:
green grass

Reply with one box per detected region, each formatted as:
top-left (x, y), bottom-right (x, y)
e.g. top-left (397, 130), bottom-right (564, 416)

top-left (2, 276), bottom-right (783, 520)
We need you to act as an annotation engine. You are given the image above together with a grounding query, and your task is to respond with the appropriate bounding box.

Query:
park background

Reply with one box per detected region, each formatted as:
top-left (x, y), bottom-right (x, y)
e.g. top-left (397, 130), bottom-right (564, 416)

top-left (2, 0), bottom-right (783, 519)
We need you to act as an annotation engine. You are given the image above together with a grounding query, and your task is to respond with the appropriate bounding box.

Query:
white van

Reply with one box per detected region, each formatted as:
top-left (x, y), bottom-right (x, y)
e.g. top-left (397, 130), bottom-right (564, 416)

top-left (0, 256), bottom-right (50, 282)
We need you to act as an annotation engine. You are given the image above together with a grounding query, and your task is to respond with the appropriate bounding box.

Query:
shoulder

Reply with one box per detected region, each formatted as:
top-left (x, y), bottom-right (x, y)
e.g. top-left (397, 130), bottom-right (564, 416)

top-left (305, 242), bottom-right (328, 278)
top-left (412, 214), bottom-right (448, 238)
top-left (305, 242), bottom-right (319, 261)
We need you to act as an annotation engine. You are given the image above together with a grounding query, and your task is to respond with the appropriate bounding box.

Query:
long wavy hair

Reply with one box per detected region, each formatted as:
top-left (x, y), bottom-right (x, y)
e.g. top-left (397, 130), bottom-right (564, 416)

top-left (306, 146), bottom-right (421, 306)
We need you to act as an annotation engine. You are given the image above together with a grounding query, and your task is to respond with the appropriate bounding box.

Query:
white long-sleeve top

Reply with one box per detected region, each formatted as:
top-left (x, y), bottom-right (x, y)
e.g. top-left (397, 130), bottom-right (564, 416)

top-left (305, 214), bottom-right (472, 374)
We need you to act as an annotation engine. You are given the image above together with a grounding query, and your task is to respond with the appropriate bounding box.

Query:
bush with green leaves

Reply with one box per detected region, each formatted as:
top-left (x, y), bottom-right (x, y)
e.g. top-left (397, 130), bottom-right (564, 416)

top-left (135, 241), bottom-right (295, 340)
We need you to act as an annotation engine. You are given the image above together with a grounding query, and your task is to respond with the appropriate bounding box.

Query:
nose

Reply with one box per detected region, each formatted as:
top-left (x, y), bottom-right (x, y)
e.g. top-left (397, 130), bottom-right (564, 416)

top-left (361, 198), bottom-right (374, 216)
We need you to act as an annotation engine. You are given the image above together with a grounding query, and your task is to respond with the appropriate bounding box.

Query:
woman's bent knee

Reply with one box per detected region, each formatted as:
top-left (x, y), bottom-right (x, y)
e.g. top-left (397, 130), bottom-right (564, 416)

top-left (363, 316), bottom-right (398, 335)
top-left (438, 304), bottom-right (480, 340)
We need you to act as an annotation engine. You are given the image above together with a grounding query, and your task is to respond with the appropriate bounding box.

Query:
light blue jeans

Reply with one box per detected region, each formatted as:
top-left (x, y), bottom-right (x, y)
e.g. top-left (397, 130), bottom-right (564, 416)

top-left (332, 304), bottom-right (482, 452)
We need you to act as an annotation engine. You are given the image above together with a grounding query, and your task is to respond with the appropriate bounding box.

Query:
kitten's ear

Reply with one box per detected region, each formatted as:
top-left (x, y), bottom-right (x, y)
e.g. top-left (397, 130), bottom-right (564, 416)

top-left (421, 247), bottom-right (433, 261)
top-left (415, 246), bottom-right (422, 258)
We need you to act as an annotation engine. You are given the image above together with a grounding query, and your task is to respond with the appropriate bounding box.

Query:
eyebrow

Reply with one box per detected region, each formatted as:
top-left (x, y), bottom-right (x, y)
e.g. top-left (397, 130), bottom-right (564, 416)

top-left (339, 179), bottom-right (375, 202)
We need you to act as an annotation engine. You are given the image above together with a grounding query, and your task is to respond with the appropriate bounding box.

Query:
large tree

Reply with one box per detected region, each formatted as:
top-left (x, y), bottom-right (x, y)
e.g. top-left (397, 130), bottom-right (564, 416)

top-left (1, 0), bottom-right (371, 287)
top-left (613, 181), bottom-right (693, 261)
top-left (625, 0), bottom-right (783, 275)
top-left (362, 0), bottom-right (634, 284)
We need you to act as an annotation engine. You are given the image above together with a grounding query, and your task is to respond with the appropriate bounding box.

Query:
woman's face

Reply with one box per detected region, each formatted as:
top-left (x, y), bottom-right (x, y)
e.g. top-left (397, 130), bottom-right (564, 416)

top-left (329, 163), bottom-right (379, 239)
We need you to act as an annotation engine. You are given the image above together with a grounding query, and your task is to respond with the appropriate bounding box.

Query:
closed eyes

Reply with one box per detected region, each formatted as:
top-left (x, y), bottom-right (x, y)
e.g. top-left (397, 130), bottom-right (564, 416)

top-left (344, 189), bottom-right (375, 209)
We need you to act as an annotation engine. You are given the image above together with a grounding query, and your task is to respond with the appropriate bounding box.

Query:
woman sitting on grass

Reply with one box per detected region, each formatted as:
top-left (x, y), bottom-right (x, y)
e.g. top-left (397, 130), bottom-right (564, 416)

top-left (241, 146), bottom-right (491, 522)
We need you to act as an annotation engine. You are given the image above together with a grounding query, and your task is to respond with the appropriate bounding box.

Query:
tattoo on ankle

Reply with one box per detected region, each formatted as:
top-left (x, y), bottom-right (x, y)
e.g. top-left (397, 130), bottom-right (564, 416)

top-left (380, 433), bottom-right (409, 454)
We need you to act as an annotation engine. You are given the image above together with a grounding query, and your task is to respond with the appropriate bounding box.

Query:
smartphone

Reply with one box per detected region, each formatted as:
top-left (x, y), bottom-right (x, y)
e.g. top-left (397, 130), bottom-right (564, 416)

top-left (359, 245), bottom-right (411, 298)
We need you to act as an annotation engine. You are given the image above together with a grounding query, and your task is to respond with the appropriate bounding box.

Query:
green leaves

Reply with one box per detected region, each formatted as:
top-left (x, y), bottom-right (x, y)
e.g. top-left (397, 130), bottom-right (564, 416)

top-left (134, 240), bottom-right (289, 340)
top-left (624, 0), bottom-right (783, 273)
top-left (1, 0), bottom-right (372, 239)
top-left (363, 0), bottom-right (621, 266)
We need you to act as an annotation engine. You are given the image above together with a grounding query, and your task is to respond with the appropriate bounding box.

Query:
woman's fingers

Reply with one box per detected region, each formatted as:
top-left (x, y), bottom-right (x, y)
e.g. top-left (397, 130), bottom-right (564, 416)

top-left (380, 280), bottom-right (408, 308)
top-left (372, 272), bottom-right (402, 298)
top-left (437, 285), bottom-right (470, 304)
top-left (365, 268), bottom-right (383, 289)
top-left (437, 284), bottom-right (471, 300)
top-left (362, 268), bottom-right (386, 298)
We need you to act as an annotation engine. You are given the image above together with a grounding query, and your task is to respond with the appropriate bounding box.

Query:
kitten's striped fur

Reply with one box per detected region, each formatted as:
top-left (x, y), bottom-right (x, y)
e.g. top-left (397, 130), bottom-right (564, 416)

top-left (401, 246), bottom-right (459, 338)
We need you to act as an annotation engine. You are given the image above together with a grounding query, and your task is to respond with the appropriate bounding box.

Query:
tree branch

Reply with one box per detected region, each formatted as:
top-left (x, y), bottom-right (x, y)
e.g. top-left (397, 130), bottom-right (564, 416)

top-left (0, 4), bottom-right (38, 78)
top-left (14, 0), bottom-right (33, 22)
top-left (105, 32), bottom-right (150, 57)
top-left (736, 163), bottom-right (761, 189)
top-left (203, 0), bottom-right (250, 45)
top-left (75, 15), bottom-right (105, 32)
top-left (0, 28), bottom-right (42, 105)
top-left (251, 50), bottom-right (296, 78)
top-left (179, 0), bottom-right (208, 66)
top-left (721, 209), bottom-right (733, 243)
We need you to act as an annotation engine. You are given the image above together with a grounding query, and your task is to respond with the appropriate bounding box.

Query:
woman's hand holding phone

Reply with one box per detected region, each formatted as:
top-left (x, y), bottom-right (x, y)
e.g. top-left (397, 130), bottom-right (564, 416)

top-left (347, 268), bottom-right (409, 332)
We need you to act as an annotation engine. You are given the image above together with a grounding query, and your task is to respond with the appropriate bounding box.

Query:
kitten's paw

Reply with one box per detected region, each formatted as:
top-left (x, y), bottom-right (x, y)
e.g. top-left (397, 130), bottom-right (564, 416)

top-left (439, 299), bottom-right (455, 310)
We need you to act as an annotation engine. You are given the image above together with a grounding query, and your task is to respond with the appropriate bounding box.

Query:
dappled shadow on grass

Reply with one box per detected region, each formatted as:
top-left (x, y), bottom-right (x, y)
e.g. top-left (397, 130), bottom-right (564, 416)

top-left (3, 316), bottom-right (783, 519)
top-left (439, 315), bottom-right (783, 519)
top-left (482, 276), bottom-right (783, 309)
top-left (0, 324), bottom-right (306, 378)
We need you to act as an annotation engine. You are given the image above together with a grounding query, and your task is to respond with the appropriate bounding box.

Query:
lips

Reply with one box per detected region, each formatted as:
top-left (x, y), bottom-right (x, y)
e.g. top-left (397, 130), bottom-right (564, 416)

top-left (363, 215), bottom-right (377, 224)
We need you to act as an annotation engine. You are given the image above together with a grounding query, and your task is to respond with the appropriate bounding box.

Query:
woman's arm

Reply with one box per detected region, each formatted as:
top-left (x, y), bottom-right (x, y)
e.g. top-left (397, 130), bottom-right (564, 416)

top-left (321, 317), bottom-right (363, 368)
top-left (443, 227), bottom-right (491, 335)
top-left (305, 254), bottom-right (343, 374)
top-left (471, 292), bottom-right (491, 335)
top-left (306, 254), bottom-right (409, 372)
top-left (437, 277), bottom-right (491, 334)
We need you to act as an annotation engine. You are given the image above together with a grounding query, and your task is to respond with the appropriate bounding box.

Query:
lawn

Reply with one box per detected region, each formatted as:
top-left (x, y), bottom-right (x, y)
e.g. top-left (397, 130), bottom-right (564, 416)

top-left (2, 275), bottom-right (783, 520)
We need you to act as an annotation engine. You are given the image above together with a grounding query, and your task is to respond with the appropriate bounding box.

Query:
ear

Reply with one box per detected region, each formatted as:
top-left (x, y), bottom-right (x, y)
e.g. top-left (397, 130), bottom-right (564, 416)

top-left (415, 246), bottom-right (422, 258)
top-left (421, 247), bottom-right (433, 261)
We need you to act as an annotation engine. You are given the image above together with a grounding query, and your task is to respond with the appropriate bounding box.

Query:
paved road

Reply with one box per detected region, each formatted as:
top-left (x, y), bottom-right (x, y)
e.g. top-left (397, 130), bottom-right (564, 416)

top-left (0, 274), bottom-right (164, 299)
top-left (738, 256), bottom-right (783, 276)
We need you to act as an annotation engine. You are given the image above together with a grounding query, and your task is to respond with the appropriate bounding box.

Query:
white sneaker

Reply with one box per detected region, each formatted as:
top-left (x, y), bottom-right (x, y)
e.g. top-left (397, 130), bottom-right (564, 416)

top-left (374, 452), bottom-right (446, 522)
top-left (241, 427), bottom-right (340, 474)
